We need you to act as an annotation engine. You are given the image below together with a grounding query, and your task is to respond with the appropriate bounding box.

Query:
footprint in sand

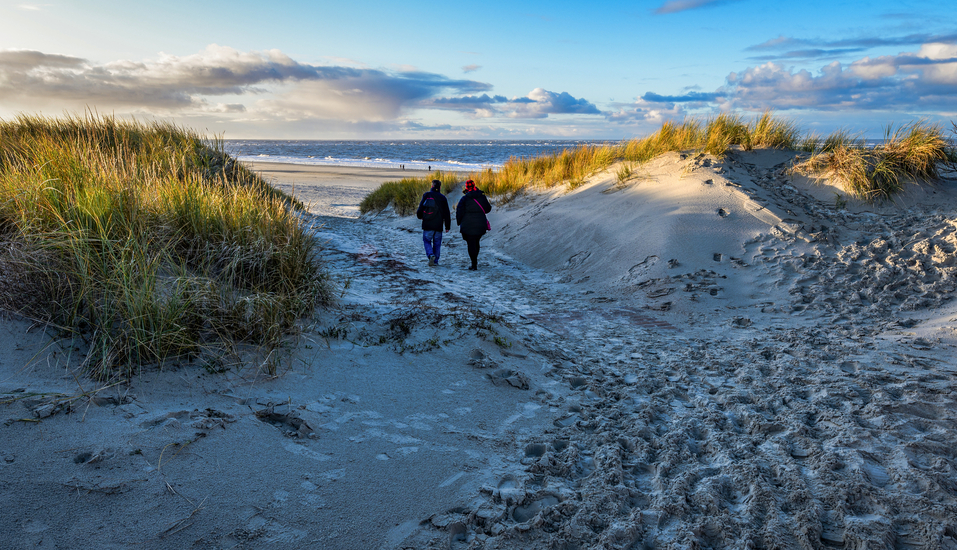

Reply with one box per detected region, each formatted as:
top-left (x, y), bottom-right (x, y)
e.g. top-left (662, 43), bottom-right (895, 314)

top-left (73, 448), bottom-right (114, 465)
top-left (487, 369), bottom-right (529, 390)
top-left (255, 405), bottom-right (317, 438)
top-left (512, 495), bottom-right (561, 523)
top-left (861, 453), bottom-right (890, 488)
top-left (839, 360), bottom-right (860, 373)
top-left (448, 521), bottom-right (468, 547)
top-left (551, 439), bottom-right (570, 452)
top-left (496, 474), bottom-right (523, 503)
top-left (566, 376), bottom-right (587, 389)
top-left (553, 414), bottom-right (579, 428)
top-left (524, 443), bottom-right (547, 458)
top-left (140, 410), bottom-right (190, 428)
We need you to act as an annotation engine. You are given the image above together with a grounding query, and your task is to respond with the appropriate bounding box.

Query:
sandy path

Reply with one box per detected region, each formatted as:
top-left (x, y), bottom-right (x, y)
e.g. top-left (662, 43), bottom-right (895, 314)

top-left (0, 209), bottom-right (570, 548)
top-left (0, 163), bottom-right (584, 549)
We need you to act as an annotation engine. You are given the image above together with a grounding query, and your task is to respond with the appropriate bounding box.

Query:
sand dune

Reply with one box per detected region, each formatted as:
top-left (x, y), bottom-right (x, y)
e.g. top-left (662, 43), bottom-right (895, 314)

top-left (2, 151), bottom-right (957, 549)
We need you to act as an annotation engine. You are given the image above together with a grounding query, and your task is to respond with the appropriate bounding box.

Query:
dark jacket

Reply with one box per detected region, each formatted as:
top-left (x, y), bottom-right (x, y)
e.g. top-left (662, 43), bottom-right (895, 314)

top-left (456, 190), bottom-right (492, 236)
top-left (416, 190), bottom-right (451, 232)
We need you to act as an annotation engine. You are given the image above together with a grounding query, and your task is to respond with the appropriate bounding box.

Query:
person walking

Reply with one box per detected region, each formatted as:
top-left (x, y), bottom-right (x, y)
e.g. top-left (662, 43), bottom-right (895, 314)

top-left (455, 179), bottom-right (492, 271)
top-left (416, 179), bottom-right (451, 266)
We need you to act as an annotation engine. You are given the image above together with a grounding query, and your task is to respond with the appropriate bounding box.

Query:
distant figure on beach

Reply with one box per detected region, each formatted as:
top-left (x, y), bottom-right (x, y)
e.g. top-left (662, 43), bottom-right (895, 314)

top-left (455, 179), bottom-right (492, 271)
top-left (416, 179), bottom-right (451, 267)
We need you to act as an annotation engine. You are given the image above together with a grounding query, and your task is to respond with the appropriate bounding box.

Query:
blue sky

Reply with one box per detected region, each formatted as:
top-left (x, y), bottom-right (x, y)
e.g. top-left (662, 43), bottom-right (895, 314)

top-left (1, 0), bottom-right (955, 139)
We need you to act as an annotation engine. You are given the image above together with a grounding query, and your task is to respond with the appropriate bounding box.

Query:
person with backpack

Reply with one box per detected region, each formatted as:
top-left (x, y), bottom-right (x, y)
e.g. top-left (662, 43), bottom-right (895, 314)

top-left (455, 179), bottom-right (492, 271)
top-left (416, 179), bottom-right (452, 267)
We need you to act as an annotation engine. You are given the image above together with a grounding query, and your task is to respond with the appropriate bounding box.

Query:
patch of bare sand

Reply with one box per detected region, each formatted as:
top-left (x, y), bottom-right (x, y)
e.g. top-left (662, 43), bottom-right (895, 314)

top-left (4, 153), bottom-right (957, 549)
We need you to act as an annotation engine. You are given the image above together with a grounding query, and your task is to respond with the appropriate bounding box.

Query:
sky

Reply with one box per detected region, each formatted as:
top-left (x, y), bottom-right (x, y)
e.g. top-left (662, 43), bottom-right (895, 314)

top-left (1, 0), bottom-right (955, 139)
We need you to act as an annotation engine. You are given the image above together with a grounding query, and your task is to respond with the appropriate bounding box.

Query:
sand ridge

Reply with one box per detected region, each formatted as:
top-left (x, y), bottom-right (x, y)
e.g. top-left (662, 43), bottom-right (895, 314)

top-left (2, 152), bottom-right (957, 549)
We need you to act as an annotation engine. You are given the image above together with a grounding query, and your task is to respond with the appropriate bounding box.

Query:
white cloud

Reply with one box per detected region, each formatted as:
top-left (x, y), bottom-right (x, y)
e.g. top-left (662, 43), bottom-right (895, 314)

top-left (427, 88), bottom-right (601, 119)
top-left (911, 43), bottom-right (957, 84)
top-left (504, 88), bottom-right (602, 118)
top-left (605, 97), bottom-right (686, 123)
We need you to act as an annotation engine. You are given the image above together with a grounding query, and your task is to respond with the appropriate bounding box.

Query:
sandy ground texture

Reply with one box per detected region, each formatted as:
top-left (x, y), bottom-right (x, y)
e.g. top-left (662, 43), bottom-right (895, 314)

top-left (2, 153), bottom-right (957, 550)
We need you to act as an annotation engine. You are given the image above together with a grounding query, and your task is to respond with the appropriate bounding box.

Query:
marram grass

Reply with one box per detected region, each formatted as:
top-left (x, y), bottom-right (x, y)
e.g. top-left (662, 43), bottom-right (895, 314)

top-left (0, 114), bottom-right (332, 378)
top-left (359, 171), bottom-right (461, 216)
top-left (360, 112), bottom-right (956, 213)
top-left (791, 120), bottom-right (950, 201)
top-left (359, 111), bottom-right (807, 213)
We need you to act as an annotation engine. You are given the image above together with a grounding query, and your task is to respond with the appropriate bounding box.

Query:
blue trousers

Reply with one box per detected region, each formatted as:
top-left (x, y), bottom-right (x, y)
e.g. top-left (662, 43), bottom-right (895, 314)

top-left (423, 230), bottom-right (443, 263)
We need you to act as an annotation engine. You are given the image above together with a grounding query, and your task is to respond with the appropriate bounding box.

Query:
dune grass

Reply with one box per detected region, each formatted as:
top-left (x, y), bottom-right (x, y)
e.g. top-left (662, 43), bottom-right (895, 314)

top-left (360, 112), bottom-right (955, 212)
top-left (791, 121), bottom-right (951, 201)
top-left (0, 114), bottom-right (332, 378)
top-left (359, 171), bottom-right (461, 215)
top-left (359, 111), bottom-right (806, 213)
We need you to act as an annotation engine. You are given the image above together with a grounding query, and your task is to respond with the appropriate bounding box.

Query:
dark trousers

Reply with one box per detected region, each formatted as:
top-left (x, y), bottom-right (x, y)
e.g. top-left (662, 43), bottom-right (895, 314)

top-left (463, 234), bottom-right (482, 268)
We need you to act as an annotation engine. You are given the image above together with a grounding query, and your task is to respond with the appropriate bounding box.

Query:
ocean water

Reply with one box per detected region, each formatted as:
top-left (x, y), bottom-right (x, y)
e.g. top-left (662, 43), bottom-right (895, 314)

top-left (224, 139), bottom-right (609, 171)
top-left (224, 137), bottom-right (924, 172)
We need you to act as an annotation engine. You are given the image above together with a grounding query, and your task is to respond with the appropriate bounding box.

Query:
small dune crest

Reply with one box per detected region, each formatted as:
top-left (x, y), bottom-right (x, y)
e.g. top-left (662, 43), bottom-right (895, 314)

top-left (490, 151), bottom-right (787, 299)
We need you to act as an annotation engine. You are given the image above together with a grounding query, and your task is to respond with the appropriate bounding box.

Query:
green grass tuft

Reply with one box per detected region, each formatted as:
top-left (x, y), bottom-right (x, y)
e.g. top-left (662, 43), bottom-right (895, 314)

top-left (359, 171), bottom-right (461, 215)
top-left (0, 113), bottom-right (332, 378)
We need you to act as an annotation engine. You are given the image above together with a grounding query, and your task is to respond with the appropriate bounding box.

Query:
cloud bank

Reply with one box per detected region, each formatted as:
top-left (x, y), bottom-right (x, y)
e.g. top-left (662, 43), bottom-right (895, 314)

top-left (0, 45), bottom-right (601, 130)
top-left (725, 43), bottom-right (957, 112)
top-left (621, 41), bottom-right (957, 124)
top-left (428, 88), bottom-right (601, 119)
top-left (747, 32), bottom-right (957, 62)
top-left (0, 45), bottom-right (491, 119)
top-left (3, 39), bottom-right (954, 137)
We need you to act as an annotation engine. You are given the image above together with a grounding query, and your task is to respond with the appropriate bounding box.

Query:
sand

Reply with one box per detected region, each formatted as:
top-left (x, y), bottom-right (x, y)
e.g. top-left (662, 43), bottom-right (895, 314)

top-left (2, 152), bottom-right (957, 549)
top-left (243, 162), bottom-right (468, 218)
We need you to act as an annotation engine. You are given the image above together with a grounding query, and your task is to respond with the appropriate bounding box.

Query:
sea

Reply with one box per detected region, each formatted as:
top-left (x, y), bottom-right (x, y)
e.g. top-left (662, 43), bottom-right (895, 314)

top-left (223, 139), bottom-right (611, 172)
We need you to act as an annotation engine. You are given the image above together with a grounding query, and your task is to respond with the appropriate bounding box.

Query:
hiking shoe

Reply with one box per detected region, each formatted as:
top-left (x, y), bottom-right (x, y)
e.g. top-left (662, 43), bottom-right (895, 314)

top-left (428, 255), bottom-right (436, 267)
top-left (468, 265), bottom-right (477, 271)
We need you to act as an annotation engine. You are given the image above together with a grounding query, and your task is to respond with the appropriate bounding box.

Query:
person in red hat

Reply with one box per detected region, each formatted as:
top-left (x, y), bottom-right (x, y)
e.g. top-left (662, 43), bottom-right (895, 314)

top-left (455, 179), bottom-right (492, 271)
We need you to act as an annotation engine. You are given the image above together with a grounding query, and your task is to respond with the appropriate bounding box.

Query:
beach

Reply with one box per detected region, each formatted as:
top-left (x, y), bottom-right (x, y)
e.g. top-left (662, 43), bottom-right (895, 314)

top-left (244, 162), bottom-right (438, 218)
top-left (3, 153), bottom-right (957, 549)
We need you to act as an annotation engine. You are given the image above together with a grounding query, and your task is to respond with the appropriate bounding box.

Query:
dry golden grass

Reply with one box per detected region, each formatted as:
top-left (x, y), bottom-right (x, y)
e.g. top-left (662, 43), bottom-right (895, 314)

top-left (791, 121), bottom-right (949, 201)
top-left (361, 111), bottom-right (805, 210)
top-left (362, 113), bottom-right (953, 210)
top-left (359, 171), bottom-right (461, 215)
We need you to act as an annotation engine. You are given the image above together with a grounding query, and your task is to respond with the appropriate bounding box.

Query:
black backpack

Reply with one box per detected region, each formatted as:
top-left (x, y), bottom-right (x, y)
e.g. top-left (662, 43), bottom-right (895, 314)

top-left (421, 195), bottom-right (440, 221)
